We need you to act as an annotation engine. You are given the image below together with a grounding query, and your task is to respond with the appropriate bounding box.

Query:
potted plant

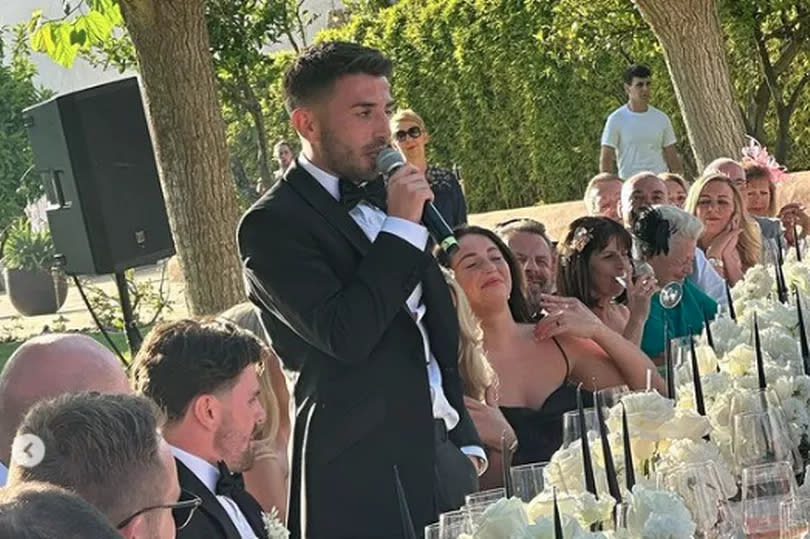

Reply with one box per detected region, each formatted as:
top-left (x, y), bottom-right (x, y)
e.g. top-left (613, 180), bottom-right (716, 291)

top-left (2, 218), bottom-right (67, 316)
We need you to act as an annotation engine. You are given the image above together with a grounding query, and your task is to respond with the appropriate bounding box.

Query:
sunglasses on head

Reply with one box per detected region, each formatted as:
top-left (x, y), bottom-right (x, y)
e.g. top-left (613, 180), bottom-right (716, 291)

top-left (394, 126), bottom-right (422, 142)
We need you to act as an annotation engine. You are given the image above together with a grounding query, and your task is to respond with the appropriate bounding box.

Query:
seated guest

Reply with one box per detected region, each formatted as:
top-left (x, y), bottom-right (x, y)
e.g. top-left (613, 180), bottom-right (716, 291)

top-left (556, 216), bottom-right (656, 346)
top-left (495, 218), bottom-right (556, 317)
top-left (7, 393), bottom-right (183, 539)
top-left (442, 269), bottom-right (516, 489)
top-left (686, 173), bottom-right (762, 285)
top-left (438, 226), bottom-right (664, 465)
top-left (132, 319), bottom-right (269, 539)
top-left (619, 171), bottom-right (727, 307)
top-left (634, 206), bottom-right (718, 360)
top-left (660, 172), bottom-right (690, 208)
top-left (0, 333), bottom-right (130, 486)
top-left (391, 108), bottom-right (468, 228)
top-left (219, 303), bottom-right (291, 518)
top-left (584, 172), bottom-right (622, 222)
top-left (0, 482), bottom-right (121, 539)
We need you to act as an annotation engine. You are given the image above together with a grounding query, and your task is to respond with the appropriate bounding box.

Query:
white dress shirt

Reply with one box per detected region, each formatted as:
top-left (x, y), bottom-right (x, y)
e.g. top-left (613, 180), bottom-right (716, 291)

top-left (690, 247), bottom-right (728, 307)
top-left (299, 155), bottom-right (487, 471)
top-left (171, 446), bottom-right (257, 539)
top-left (0, 461), bottom-right (7, 487)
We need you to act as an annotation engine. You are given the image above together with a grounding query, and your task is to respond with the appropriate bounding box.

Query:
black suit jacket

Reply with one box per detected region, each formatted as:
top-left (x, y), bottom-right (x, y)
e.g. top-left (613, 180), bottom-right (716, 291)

top-left (237, 161), bottom-right (482, 538)
top-left (175, 459), bottom-right (266, 539)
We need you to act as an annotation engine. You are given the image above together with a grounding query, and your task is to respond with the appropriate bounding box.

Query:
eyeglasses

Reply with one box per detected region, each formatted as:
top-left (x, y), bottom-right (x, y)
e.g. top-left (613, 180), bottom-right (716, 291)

top-left (116, 489), bottom-right (202, 530)
top-left (394, 126), bottom-right (422, 142)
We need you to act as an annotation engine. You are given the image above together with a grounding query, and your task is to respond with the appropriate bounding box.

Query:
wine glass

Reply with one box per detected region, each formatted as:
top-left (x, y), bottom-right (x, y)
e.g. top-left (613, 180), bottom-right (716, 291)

top-left (561, 408), bottom-right (598, 449)
top-left (657, 462), bottom-right (741, 538)
top-left (734, 411), bottom-right (797, 479)
top-left (742, 461), bottom-right (798, 537)
top-left (424, 523), bottom-right (440, 539)
top-left (439, 510), bottom-right (472, 539)
top-left (463, 488), bottom-right (506, 527)
top-left (780, 497), bottom-right (810, 539)
top-left (510, 462), bottom-right (546, 503)
top-left (597, 384), bottom-right (631, 408)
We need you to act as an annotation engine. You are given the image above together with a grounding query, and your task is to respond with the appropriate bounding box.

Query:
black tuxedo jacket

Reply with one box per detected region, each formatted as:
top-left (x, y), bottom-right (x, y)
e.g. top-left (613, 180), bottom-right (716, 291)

top-left (175, 459), bottom-right (265, 539)
top-left (237, 161), bottom-right (481, 538)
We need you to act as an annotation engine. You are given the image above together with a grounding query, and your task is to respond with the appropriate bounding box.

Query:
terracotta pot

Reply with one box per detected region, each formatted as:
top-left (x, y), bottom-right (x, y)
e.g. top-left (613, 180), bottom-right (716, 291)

top-left (4, 268), bottom-right (68, 316)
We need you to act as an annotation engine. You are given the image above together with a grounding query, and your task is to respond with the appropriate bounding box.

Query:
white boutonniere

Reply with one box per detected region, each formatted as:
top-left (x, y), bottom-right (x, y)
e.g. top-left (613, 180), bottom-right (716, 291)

top-left (262, 508), bottom-right (289, 539)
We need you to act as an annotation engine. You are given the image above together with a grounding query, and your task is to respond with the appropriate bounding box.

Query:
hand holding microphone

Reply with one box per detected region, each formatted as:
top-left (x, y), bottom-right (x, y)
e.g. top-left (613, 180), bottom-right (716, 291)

top-left (376, 148), bottom-right (459, 255)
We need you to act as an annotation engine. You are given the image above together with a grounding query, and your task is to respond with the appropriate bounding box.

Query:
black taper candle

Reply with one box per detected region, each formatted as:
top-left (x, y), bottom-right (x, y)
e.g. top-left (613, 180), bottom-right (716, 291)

top-left (754, 312), bottom-right (767, 389)
top-left (595, 390), bottom-right (622, 504)
top-left (553, 486), bottom-right (563, 539)
top-left (621, 402), bottom-right (635, 491)
top-left (393, 465), bottom-right (416, 539)
top-left (577, 383), bottom-right (598, 496)
top-left (777, 237), bottom-right (788, 303)
top-left (797, 287), bottom-right (810, 375)
top-left (726, 282), bottom-right (736, 321)
top-left (688, 334), bottom-right (706, 415)
top-left (501, 432), bottom-right (513, 498)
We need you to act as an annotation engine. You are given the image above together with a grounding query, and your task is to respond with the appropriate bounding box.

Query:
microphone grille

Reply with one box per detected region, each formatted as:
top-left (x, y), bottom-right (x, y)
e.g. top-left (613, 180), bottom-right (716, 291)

top-left (376, 147), bottom-right (405, 175)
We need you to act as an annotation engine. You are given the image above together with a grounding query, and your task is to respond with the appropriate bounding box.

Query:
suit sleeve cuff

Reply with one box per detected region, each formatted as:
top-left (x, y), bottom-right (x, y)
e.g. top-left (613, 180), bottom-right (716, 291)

top-left (381, 217), bottom-right (429, 251)
top-left (461, 445), bottom-right (489, 476)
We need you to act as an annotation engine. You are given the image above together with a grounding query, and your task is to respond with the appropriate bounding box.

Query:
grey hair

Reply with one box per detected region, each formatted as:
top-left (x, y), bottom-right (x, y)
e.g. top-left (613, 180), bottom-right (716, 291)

top-left (704, 157), bottom-right (740, 176)
top-left (654, 204), bottom-right (704, 241)
top-left (10, 392), bottom-right (164, 525)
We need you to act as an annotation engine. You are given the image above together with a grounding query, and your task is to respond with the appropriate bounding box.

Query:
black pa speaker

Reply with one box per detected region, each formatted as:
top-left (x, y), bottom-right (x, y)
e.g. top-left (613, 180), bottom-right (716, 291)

top-left (23, 76), bottom-right (175, 275)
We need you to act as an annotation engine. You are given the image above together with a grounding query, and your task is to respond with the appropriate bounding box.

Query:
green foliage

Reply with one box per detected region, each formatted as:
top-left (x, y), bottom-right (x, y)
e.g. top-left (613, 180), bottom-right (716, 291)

top-left (3, 219), bottom-right (56, 271)
top-left (0, 28), bottom-right (51, 239)
top-left (78, 268), bottom-right (173, 331)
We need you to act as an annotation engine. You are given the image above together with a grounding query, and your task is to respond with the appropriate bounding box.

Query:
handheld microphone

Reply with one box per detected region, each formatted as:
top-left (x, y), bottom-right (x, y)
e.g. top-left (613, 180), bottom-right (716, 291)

top-left (376, 148), bottom-right (459, 255)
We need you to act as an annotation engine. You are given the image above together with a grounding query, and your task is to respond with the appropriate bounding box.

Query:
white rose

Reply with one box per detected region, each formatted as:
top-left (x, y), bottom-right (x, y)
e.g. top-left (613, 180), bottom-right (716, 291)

top-left (527, 491), bottom-right (613, 528)
top-left (759, 326), bottom-right (801, 368)
top-left (709, 316), bottom-right (746, 356)
top-left (474, 497), bottom-right (529, 539)
top-left (785, 261), bottom-right (810, 293)
top-left (544, 436), bottom-right (609, 495)
top-left (660, 409), bottom-right (711, 440)
top-left (721, 344), bottom-right (773, 378)
top-left (606, 392), bottom-right (674, 441)
top-left (642, 513), bottom-right (697, 539)
top-left (625, 486), bottom-right (695, 539)
top-left (656, 439), bottom-right (737, 497)
top-left (520, 514), bottom-right (584, 539)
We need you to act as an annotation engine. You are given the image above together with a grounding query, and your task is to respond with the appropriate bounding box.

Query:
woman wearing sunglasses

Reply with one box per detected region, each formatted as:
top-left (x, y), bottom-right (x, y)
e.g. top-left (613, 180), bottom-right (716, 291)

top-left (390, 109), bottom-right (468, 228)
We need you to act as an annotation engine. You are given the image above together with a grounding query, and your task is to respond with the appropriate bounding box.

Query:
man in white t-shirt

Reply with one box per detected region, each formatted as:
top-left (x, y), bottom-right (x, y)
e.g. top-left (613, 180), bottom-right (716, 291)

top-left (600, 64), bottom-right (682, 180)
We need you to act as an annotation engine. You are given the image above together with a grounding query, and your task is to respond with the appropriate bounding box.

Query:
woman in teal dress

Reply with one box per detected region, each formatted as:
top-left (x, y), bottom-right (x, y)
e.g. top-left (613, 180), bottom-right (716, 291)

top-left (633, 205), bottom-right (718, 360)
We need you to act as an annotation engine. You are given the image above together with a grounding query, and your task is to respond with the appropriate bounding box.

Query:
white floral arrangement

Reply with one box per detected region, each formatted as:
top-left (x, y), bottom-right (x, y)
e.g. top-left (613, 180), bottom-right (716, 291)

top-left (262, 508), bottom-right (289, 539)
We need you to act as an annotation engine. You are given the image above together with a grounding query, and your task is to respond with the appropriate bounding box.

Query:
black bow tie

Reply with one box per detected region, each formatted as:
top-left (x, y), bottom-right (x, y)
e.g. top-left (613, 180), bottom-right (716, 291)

top-left (215, 461), bottom-right (245, 498)
top-left (339, 177), bottom-right (387, 211)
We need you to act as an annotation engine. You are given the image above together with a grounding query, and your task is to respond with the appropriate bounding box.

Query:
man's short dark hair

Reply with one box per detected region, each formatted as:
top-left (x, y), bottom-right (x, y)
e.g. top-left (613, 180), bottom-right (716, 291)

top-left (0, 482), bottom-right (120, 539)
top-left (10, 393), bottom-right (164, 526)
top-left (283, 41), bottom-right (393, 112)
top-left (132, 318), bottom-right (265, 422)
top-left (623, 64), bottom-right (651, 84)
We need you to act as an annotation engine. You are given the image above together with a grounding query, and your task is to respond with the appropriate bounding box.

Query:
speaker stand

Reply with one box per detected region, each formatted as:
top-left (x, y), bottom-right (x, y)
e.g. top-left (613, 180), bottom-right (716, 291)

top-left (114, 272), bottom-right (143, 354)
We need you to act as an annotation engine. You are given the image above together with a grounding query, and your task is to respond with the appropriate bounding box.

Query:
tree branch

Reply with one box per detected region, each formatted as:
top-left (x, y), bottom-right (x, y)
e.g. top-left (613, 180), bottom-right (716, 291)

top-left (787, 71), bottom-right (810, 116)
top-left (752, 14), bottom-right (785, 112)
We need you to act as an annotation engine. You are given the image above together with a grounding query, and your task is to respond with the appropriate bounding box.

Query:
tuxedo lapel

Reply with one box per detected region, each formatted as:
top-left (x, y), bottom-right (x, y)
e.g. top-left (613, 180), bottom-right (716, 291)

top-left (284, 161), bottom-right (371, 256)
top-left (175, 459), bottom-right (241, 539)
top-left (421, 262), bottom-right (459, 370)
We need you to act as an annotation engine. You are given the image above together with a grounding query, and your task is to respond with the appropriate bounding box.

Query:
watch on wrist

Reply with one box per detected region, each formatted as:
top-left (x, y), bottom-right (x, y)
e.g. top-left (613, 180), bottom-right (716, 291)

top-left (708, 257), bottom-right (725, 271)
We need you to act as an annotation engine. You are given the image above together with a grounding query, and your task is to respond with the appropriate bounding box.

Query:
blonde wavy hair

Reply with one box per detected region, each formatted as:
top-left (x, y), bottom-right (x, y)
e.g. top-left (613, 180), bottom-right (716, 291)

top-left (685, 173), bottom-right (762, 271)
top-left (441, 268), bottom-right (496, 401)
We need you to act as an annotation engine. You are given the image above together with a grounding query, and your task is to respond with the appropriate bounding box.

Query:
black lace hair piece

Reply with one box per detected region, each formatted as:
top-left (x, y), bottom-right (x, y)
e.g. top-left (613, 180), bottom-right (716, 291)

top-left (632, 207), bottom-right (671, 257)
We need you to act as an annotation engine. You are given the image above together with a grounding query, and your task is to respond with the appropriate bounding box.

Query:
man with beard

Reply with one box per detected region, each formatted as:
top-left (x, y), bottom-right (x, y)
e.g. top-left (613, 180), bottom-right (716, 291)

top-left (132, 319), bottom-right (268, 539)
top-left (496, 218), bottom-right (556, 318)
top-left (237, 41), bottom-right (483, 537)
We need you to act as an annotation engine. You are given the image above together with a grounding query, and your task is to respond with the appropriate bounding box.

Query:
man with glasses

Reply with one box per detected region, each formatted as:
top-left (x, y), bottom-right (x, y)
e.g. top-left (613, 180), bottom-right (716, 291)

top-left (132, 319), bottom-right (268, 539)
top-left (7, 392), bottom-right (188, 539)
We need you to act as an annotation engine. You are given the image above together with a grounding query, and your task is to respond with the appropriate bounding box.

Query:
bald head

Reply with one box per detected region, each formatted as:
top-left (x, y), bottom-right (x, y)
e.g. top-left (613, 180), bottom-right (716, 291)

top-left (704, 157), bottom-right (746, 193)
top-left (620, 172), bottom-right (668, 228)
top-left (0, 334), bottom-right (130, 465)
top-left (584, 173), bottom-right (622, 221)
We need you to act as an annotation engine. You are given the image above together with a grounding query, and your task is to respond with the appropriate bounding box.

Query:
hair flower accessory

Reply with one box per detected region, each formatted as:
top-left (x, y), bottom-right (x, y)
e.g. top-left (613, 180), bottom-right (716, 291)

top-left (571, 226), bottom-right (593, 253)
top-left (741, 136), bottom-right (789, 183)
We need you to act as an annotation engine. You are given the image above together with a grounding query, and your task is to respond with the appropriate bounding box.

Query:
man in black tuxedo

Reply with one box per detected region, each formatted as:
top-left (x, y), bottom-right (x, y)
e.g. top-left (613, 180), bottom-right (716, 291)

top-left (132, 319), bottom-right (269, 539)
top-left (237, 41), bottom-right (484, 538)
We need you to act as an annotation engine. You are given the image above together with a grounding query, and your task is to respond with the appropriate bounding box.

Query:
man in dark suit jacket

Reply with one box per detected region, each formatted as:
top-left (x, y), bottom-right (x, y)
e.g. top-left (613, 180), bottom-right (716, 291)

top-left (132, 319), bottom-right (270, 539)
top-left (237, 41), bottom-right (484, 538)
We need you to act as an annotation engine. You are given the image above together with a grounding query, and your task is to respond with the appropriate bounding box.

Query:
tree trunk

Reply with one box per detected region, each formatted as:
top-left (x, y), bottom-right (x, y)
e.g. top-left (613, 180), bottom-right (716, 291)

top-left (240, 78), bottom-right (273, 189)
top-left (118, 0), bottom-right (245, 315)
top-left (632, 0), bottom-right (747, 171)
